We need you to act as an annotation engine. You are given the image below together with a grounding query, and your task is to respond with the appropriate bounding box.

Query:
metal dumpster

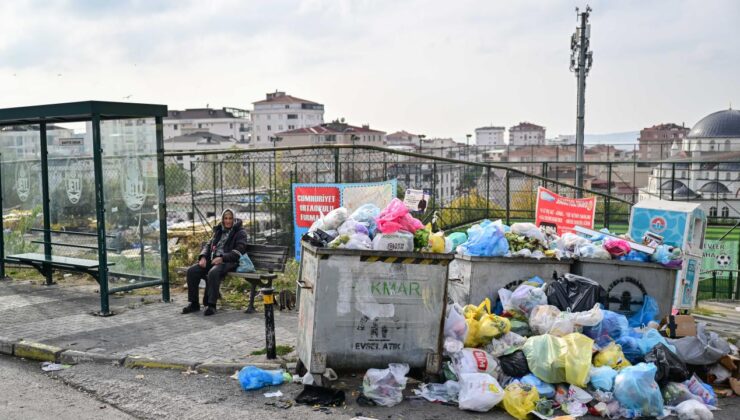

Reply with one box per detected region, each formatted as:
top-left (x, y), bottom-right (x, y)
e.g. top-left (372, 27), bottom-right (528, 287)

top-left (448, 254), bottom-right (572, 306)
top-left (297, 243), bottom-right (452, 377)
top-left (572, 258), bottom-right (679, 320)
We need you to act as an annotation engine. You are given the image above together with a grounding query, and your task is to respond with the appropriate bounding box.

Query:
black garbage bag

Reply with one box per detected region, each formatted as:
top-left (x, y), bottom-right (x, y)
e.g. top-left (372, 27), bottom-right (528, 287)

top-left (499, 350), bottom-right (530, 377)
top-left (546, 274), bottom-right (607, 312)
top-left (301, 229), bottom-right (335, 248)
top-left (644, 343), bottom-right (690, 385)
top-left (295, 385), bottom-right (346, 407)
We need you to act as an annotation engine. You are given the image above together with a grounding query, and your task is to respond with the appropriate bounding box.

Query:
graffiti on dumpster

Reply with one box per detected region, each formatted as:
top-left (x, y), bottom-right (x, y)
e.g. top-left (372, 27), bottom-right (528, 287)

top-left (353, 315), bottom-right (403, 351)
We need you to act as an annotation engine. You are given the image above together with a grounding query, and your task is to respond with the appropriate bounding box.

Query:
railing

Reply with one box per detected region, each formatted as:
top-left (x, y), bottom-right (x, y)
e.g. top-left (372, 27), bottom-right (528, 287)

top-left (162, 145), bottom-right (634, 251)
top-left (699, 269), bottom-right (740, 301)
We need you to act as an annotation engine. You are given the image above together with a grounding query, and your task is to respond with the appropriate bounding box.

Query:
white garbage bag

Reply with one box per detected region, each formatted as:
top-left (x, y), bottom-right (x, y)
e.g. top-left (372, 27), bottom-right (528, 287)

top-left (457, 373), bottom-right (504, 412)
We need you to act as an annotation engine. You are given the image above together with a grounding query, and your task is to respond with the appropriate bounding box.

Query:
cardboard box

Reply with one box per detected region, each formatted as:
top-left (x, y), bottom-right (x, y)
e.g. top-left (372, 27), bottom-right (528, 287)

top-left (661, 314), bottom-right (697, 338)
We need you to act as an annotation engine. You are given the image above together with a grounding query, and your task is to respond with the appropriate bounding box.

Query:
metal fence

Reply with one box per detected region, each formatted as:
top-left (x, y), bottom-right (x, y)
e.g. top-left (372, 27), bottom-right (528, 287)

top-left (163, 145), bottom-right (634, 251)
top-left (698, 270), bottom-right (740, 301)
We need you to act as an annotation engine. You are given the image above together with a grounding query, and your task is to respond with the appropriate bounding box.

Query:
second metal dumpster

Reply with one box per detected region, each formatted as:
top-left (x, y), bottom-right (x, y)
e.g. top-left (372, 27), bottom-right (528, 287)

top-left (448, 254), bottom-right (572, 306)
top-left (572, 258), bottom-right (679, 320)
top-left (296, 243), bottom-right (452, 377)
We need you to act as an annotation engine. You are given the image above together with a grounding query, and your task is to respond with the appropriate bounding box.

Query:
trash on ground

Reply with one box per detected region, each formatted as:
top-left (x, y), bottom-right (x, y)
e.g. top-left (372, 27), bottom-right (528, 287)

top-left (41, 362), bottom-right (71, 372)
top-left (264, 390), bottom-right (283, 398)
top-left (361, 363), bottom-right (409, 407)
top-left (238, 366), bottom-right (286, 391)
top-left (295, 385), bottom-right (345, 407)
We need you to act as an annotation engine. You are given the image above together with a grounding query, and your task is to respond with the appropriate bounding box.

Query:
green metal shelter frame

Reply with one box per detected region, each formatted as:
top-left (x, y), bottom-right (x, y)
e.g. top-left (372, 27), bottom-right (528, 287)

top-left (0, 101), bottom-right (170, 315)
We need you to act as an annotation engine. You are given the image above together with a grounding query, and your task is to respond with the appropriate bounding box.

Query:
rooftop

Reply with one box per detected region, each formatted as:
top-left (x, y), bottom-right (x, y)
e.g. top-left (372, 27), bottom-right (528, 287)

top-left (510, 122), bottom-right (545, 131)
top-left (687, 109), bottom-right (740, 139)
top-left (164, 131), bottom-right (233, 144)
top-left (278, 122), bottom-right (384, 135)
top-left (253, 91), bottom-right (321, 106)
top-left (476, 126), bottom-right (505, 131)
top-left (167, 108), bottom-right (248, 120)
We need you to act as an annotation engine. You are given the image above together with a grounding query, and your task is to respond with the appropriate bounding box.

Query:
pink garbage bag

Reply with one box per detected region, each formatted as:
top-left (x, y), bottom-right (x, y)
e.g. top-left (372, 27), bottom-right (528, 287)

top-left (375, 198), bottom-right (424, 234)
top-left (604, 239), bottom-right (630, 257)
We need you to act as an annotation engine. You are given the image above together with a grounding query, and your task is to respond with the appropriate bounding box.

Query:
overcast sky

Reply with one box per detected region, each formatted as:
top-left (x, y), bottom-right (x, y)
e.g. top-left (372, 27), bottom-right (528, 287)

top-left (1, 0), bottom-right (739, 141)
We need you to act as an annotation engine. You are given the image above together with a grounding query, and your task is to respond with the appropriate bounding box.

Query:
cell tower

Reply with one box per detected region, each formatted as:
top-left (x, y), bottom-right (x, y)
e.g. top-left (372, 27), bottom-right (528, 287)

top-left (570, 6), bottom-right (593, 197)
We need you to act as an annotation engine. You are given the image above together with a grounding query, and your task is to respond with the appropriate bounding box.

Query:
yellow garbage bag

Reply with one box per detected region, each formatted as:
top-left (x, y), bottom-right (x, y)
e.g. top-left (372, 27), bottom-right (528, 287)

top-left (523, 333), bottom-right (594, 387)
top-left (429, 233), bottom-right (445, 253)
top-left (502, 382), bottom-right (539, 420)
top-left (463, 299), bottom-right (511, 347)
top-left (593, 342), bottom-right (631, 370)
top-left (562, 333), bottom-right (595, 387)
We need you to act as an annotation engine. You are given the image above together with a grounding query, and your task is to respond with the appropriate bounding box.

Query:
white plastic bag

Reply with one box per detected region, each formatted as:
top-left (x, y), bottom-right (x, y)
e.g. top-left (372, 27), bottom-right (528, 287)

top-left (506, 284), bottom-right (547, 317)
top-left (309, 207), bottom-right (348, 232)
top-left (415, 380), bottom-right (460, 403)
top-left (362, 363), bottom-right (409, 407)
top-left (511, 223), bottom-right (546, 243)
top-left (452, 348), bottom-right (501, 379)
top-left (457, 373), bottom-right (504, 412)
top-left (372, 231), bottom-right (414, 252)
top-left (444, 303), bottom-right (468, 343)
top-left (484, 332), bottom-right (526, 358)
top-left (529, 305), bottom-right (562, 335)
top-left (444, 337), bottom-right (464, 355)
top-left (674, 399), bottom-right (714, 420)
top-left (707, 364), bottom-right (731, 383)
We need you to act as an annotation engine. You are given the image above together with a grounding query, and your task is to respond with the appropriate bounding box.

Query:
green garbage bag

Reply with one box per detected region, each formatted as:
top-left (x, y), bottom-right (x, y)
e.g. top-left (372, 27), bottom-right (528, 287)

top-left (523, 333), bottom-right (593, 387)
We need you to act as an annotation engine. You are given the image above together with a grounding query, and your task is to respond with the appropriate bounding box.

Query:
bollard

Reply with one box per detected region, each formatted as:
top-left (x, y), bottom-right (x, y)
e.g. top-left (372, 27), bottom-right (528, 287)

top-left (262, 287), bottom-right (277, 360)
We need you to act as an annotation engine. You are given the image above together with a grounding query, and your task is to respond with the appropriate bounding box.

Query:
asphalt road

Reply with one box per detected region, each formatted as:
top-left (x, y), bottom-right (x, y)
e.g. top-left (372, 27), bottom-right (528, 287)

top-left (2, 354), bottom-right (740, 419)
top-left (0, 355), bottom-right (132, 419)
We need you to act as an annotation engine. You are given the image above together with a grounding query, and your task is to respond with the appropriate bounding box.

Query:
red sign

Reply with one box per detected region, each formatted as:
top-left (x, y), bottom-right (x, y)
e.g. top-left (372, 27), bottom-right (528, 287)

top-left (294, 186), bottom-right (341, 228)
top-left (535, 187), bottom-right (597, 234)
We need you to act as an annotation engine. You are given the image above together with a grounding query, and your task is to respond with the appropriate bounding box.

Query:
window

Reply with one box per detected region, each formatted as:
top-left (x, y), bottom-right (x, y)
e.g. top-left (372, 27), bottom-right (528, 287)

top-left (285, 105), bottom-right (289, 109)
top-left (267, 125), bottom-right (271, 131)
top-left (288, 125), bottom-right (295, 130)
top-left (709, 207), bottom-right (717, 217)
top-left (278, 125), bottom-right (283, 130)
top-left (229, 123), bottom-right (233, 129)
top-left (721, 207), bottom-right (729, 218)
top-left (267, 115), bottom-right (271, 120)
top-left (173, 124), bottom-right (178, 130)
top-left (198, 123), bottom-right (202, 128)
top-left (726, 172), bottom-right (731, 181)
top-left (287, 114), bottom-right (298, 119)
top-left (709, 140), bottom-right (715, 151)
top-left (257, 136), bottom-right (260, 141)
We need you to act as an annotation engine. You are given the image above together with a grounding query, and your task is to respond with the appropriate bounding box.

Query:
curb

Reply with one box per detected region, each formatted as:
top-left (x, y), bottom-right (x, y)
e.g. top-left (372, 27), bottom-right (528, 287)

top-left (0, 336), bottom-right (15, 356)
top-left (60, 350), bottom-right (126, 366)
top-left (196, 361), bottom-right (283, 375)
top-left (123, 356), bottom-right (197, 371)
top-left (14, 341), bottom-right (63, 362)
top-left (2, 339), bottom-right (288, 375)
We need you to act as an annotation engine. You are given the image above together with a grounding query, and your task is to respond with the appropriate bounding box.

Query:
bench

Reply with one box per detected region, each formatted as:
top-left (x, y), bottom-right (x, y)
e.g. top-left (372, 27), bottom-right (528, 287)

top-left (5, 252), bottom-right (114, 284)
top-left (179, 243), bottom-right (290, 313)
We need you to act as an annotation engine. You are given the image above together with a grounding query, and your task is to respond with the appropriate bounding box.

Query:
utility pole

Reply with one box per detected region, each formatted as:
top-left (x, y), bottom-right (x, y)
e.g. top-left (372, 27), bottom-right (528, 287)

top-left (570, 5), bottom-right (593, 197)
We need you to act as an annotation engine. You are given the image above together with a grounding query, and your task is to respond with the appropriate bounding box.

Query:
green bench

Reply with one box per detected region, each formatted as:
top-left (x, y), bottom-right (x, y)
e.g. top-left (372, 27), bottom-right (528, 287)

top-left (179, 243), bottom-right (290, 313)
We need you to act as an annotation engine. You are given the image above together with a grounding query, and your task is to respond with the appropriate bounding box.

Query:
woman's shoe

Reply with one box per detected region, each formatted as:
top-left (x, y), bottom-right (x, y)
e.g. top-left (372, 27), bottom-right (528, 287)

top-left (182, 303), bottom-right (200, 314)
top-left (204, 305), bottom-right (217, 316)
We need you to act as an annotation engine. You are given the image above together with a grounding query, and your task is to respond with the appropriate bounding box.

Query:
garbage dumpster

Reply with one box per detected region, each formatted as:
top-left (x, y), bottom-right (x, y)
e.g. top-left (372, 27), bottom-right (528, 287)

top-left (448, 255), bottom-right (572, 306)
top-left (296, 243), bottom-right (452, 377)
top-left (572, 258), bottom-right (679, 320)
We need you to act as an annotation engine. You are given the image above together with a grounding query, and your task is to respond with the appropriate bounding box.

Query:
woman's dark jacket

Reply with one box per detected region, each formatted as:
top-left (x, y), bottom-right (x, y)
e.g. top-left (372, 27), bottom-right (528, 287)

top-left (199, 218), bottom-right (249, 263)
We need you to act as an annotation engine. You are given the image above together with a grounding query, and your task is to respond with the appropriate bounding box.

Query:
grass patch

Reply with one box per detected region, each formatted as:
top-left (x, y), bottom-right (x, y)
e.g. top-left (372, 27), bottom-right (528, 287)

top-left (692, 306), bottom-right (725, 317)
top-left (250, 345), bottom-right (294, 356)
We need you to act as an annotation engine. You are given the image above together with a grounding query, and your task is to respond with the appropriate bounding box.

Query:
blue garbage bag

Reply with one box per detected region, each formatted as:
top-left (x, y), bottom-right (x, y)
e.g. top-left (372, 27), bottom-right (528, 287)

top-left (616, 334), bottom-right (644, 364)
top-left (350, 204), bottom-right (381, 238)
top-left (590, 366), bottom-right (618, 392)
top-left (628, 295), bottom-right (660, 327)
top-left (637, 329), bottom-right (676, 355)
top-left (619, 250), bottom-right (649, 262)
top-left (238, 366), bottom-right (285, 391)
top-left (650, 245), bottom-right (673, 265)
top-left (520, 373), bottom-right (555, 398)
top-left (614, 363), bottom-right (664, 418)
top-left (583, 310), bottom-right (630, 347)
top-left (460, 220), bottom-right (509, 257)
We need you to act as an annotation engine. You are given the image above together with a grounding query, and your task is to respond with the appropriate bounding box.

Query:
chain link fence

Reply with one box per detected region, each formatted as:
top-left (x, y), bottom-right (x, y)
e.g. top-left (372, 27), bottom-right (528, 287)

top-left (163, 145), bottom-right (633, 286)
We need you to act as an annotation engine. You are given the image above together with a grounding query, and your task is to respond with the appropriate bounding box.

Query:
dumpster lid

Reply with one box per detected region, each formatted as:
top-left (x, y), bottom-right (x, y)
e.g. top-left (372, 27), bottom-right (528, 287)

top-left (455, 253), bottom-right (573, 264)
top-left (576, 257), bottom-right (679, 270)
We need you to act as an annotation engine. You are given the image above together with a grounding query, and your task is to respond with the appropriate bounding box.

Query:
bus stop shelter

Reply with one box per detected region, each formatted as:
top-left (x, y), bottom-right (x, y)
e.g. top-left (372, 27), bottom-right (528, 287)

top-left (0, 101), bottom-right (170, 315)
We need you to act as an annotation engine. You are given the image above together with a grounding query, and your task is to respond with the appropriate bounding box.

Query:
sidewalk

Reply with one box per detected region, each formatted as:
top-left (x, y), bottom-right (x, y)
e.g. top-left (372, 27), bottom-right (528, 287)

top-left (0, 280), bottom-right (297, 368)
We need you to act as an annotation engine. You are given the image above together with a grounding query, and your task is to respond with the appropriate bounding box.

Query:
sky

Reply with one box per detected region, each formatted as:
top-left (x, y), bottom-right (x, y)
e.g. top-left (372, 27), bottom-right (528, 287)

top-left (1, 0), bottom-right (739, 142)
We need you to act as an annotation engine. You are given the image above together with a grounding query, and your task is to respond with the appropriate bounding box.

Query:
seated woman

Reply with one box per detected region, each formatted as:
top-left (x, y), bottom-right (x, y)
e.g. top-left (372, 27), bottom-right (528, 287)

top-left (182, 208), bottom-right (248, 316)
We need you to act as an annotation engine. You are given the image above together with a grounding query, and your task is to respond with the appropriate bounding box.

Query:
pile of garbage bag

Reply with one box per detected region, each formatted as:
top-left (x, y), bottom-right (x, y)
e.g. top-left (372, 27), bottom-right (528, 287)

top-left (451, 219), bottom-right (685, 266)
top-left (392, 276), bottom-right (737, 419)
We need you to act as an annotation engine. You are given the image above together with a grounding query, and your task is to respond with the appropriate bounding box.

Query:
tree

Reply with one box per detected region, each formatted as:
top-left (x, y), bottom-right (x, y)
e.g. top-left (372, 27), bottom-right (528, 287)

top-left (165, 163), bottom-right (188, 195)
top-left (437, 190), bottom-right (501, 229)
